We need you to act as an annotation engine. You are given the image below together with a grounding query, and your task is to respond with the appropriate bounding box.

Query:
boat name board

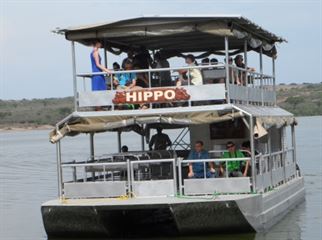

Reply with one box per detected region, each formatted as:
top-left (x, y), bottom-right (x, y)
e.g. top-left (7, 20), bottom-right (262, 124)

top-left (112, 88), bottom-right (190, 104)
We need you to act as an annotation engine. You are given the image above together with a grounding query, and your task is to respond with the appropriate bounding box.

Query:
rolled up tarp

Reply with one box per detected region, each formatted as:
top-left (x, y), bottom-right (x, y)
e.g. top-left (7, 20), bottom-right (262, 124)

top-left (254, 118), bottom-right (268, 139)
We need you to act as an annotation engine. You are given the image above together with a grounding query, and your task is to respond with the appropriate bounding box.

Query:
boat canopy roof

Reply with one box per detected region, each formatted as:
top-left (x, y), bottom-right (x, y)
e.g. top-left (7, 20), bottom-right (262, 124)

top-left (55, 15), bottom-right (286, 57)
top-left (49, 105), bottom-right (295, 143)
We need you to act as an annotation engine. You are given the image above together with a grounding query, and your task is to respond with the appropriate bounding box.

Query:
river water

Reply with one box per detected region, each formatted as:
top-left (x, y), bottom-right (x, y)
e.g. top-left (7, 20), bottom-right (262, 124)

top-left (0, 116), bottom-right (321, 240)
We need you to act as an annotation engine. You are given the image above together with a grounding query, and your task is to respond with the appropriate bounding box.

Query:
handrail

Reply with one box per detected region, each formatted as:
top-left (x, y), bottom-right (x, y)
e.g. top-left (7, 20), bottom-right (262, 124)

top-left (258, 148), bottom-right (294, 159)
top-left (77, 63), bottom-right (273, 80)
top-left (61, 161), bottom-right (127, 168)
top-left (229, 65), bottom-right (273, 79)
top-left (77, 63), bottom-right (226, 77)
top-left (181, 157), bottom-right (250, 163)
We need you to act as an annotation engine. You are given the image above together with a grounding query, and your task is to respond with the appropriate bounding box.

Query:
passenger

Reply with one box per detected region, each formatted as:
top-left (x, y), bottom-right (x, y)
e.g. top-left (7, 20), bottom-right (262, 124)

top-left (149, 128), bottom-right (172, 151)
top-left (121, 145), bottom-right (128, 153)
top-left (201, 58), bottom-right (210, 65)
top-left (90, 40), bottom-right (112, 91)
top-left (121, 50), bottom-right (134, 69)
top-left (153, 52), bottom-right (172, 87)
top-left (210, 58), bottom-right (218, 65)
top-left (113, 59), bottom-right (138, 90)
top-left (187, 140), bottom-right (216, 178)
top-left (222, 141), bottom-right (247, 177)
top-left (225, 57), bottom-right (241, 85)
top-left (134, 65), bottom-right (149, 88)
top-left (133, 47), bottom-right (152, 70)
top-left (112, 62), bottom-right (122, 89)
top-left (113, 62), bottom-right (121, 71)
top-left (234, 55), bottom-right (255, 85)
top-left (241, 141), bottom-right (259, 176)
top-left (176, 54), bottom-right (203, 86)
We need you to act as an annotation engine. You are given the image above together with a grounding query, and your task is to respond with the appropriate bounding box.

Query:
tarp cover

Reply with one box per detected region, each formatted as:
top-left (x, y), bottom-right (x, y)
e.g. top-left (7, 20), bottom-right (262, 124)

top-left (56, 15), bottom-right (286, 57)
top-left (49, 104), bottom-right (296, 143)
top-left (49, 110), bottom-right (242, 143)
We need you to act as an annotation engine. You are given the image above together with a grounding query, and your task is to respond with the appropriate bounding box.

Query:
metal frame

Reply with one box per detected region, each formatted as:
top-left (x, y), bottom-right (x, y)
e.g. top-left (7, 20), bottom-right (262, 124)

top-left (224, 36), bottom-right (230, 103)
top-left (130, 158), bottom-right (177, 197)
top-left (56, 141), bottom-right (63, 199)
top-left (71, 41), bottom-right (77, 111)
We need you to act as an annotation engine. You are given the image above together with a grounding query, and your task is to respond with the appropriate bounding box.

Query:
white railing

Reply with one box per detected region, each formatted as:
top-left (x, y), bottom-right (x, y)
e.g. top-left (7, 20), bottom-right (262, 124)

top-left (178, 157), bottom-right (252, 195)
top-left (59, 147), bottom-right (296, 198)
top-left (255, 148), bottom-right (296, 192)
top-left (74, 63), bottom-right (276, 110)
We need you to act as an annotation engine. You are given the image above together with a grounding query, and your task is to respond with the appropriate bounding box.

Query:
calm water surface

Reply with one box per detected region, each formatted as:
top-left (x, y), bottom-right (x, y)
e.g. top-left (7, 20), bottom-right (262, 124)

top-left (1, 116), bottom-right (321, 240)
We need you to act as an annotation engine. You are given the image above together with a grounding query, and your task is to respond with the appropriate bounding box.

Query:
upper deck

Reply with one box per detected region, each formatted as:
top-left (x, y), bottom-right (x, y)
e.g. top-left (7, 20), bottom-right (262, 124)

top-left (55, 15), bottom-right (285, 114)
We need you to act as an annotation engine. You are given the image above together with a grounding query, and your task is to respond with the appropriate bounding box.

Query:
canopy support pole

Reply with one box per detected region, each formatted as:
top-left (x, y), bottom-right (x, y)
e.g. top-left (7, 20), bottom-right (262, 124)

top-left (272, 57), bottom-right (277, 106)
top-left (141, 126), bottom-right (145, 151)
top-left (104, 47), bottom-right (108, 68)
top-left (244, 39), bottom-right (248, 104)
top-left (90, 133), bottom-right (95, 160)
top-left (224, 36), bottom-right (231, 104)
top-left (117, 131), bottom-right (122, 152)
top-left (71, 41), bottom-right (77, 111)
top-left (56, 141), bottom-right (63, 199)
top-left (249, 115), bottom-right (256, 192)
top-left (90, 133), bottom-right (95, 180)
top-left (141, 136), bottom-right (145, 151)
top-left (259, 47), bottom-right (264, 106)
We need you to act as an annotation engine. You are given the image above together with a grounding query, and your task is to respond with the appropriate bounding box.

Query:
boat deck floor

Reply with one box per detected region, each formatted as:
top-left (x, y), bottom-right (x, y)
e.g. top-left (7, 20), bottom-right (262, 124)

top-left (42, 194), bottom-right (257, 207)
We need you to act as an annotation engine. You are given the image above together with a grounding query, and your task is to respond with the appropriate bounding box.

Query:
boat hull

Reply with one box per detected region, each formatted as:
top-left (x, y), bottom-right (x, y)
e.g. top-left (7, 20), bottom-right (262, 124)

top-left (42, 177), bottom-right (305, 238)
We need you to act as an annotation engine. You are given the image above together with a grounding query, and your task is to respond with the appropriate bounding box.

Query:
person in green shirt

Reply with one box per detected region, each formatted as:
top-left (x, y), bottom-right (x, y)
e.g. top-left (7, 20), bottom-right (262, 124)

top-left (222, 141), bottom-right (248, 177)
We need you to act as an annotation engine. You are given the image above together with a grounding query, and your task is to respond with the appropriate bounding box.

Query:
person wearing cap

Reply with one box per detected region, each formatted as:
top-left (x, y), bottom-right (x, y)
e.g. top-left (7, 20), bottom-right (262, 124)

top-left (113, 59), bottom-right (138, 90)
top-left (222, 141), bottom-right (247, 177)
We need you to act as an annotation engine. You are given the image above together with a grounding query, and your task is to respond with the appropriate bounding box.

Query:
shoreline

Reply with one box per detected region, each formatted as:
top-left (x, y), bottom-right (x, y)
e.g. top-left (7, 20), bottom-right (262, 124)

top-left (0, 124), bottom-right (54, 132)
top-left (1, 116), bottom-right (321, 133)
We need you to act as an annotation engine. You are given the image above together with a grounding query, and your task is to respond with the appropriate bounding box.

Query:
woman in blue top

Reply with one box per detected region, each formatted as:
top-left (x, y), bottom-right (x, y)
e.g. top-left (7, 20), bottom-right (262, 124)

top-left (90, 41), bottom-right (111, 91)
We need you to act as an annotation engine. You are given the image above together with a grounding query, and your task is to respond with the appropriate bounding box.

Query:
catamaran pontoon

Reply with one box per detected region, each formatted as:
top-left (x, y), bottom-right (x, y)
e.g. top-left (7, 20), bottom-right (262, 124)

top-left (42, 16), bottom-right (305, 238)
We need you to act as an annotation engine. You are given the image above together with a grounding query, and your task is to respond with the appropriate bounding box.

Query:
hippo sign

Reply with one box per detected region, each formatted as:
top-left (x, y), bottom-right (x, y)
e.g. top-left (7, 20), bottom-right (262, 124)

top-left (112, 88), bottom-right (190, 104)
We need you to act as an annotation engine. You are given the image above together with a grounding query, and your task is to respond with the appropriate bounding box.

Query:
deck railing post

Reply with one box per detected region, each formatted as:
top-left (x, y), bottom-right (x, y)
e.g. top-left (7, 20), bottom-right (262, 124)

top-left (90, 133), bottom-right (95, 181)
top-left (178, 158), bottom-right (183, 196)
top-left (127, 159), bottom-right (132, 197)
top-left (56, 141), bottom-right (63, 199)
top-left (224, 36), bottom-right (231, 104)
top-left (172, 159), bottom-right (177, 196)
top-left (71, 41), bottom-right (78, 111)
top-left (249, 116), bottom-right (256, 191)
top-left (291, 124), bottom-right (297, 175)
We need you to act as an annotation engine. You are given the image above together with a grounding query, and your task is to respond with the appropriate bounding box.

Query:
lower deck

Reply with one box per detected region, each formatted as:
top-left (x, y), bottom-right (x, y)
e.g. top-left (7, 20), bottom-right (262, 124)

top-left (42, 177), bottom-right (305, 238)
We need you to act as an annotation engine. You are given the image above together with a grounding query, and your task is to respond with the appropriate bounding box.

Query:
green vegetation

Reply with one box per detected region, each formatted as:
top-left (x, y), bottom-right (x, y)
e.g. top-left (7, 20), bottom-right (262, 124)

top-left (0, 83), bottom-right (321, 128)
top-left (0, 97), bottom-right (73, 128)
top-left (277, 83), bottom-right (322, 116)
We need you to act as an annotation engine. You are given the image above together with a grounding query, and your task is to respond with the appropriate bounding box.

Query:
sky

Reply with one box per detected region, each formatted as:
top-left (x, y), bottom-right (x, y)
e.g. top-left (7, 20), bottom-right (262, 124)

top-left (0, 0), bottom-right (321, 100)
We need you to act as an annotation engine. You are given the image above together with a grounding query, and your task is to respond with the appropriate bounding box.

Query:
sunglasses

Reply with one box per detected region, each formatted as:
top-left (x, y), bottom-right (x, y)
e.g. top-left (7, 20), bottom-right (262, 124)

top-left (226, 145), bottom-right (235, 149)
